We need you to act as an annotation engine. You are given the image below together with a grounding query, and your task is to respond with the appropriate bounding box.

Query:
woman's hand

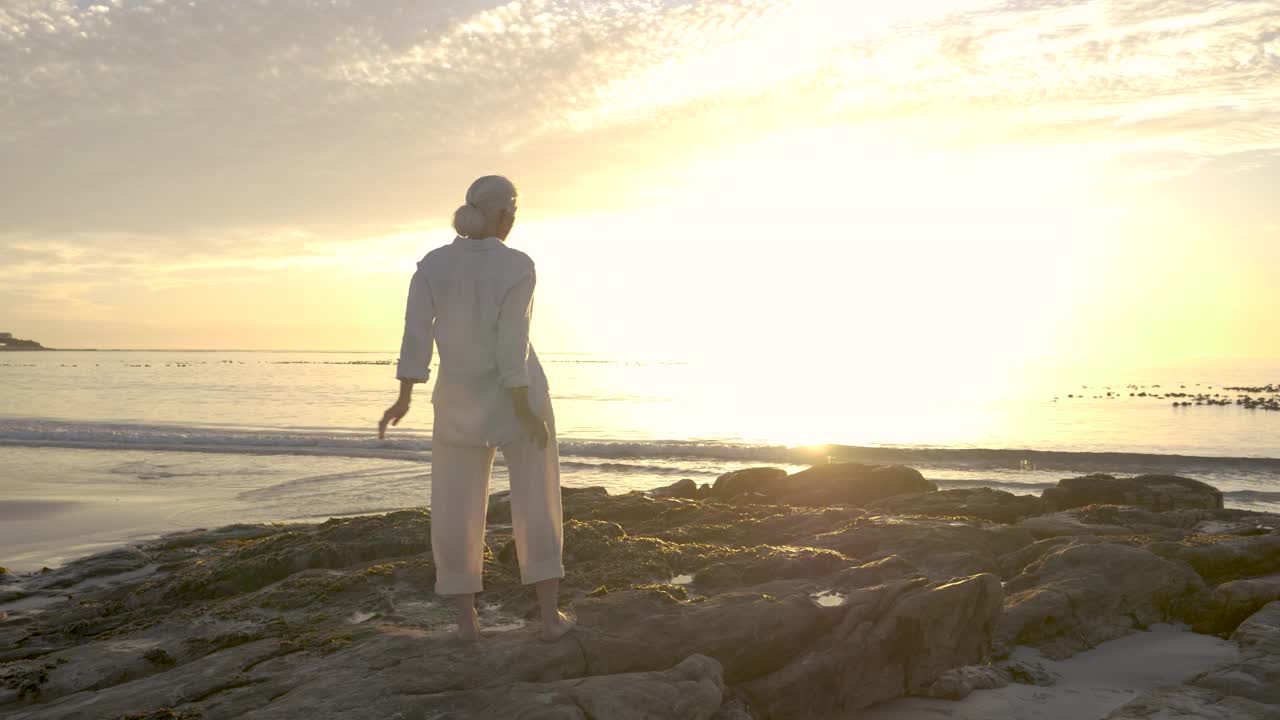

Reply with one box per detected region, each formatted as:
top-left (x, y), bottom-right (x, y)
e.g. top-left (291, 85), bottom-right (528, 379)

top-left (379, 397), bottom-right (411, 439)
top-left (380, 380), bottom-right (417, 439)
top-left (508, 386), bottom-right (548, 449)
top-left (517, 409), bottom-right (549, 449)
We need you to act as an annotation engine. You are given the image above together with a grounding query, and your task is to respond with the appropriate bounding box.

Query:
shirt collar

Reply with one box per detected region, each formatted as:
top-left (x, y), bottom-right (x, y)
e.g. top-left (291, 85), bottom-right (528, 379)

top-left (452, 235), bottom-right (503, 251)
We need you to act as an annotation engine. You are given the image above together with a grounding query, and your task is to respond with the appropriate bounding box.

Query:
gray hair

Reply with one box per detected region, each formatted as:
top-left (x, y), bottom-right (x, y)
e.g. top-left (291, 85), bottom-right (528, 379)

top-left (452, 175), bottom-right (518, 238)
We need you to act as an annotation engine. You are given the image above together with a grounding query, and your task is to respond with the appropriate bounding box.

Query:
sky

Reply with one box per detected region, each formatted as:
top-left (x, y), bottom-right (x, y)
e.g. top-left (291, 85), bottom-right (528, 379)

top-left (2, 0), bottom-right (1278, 374)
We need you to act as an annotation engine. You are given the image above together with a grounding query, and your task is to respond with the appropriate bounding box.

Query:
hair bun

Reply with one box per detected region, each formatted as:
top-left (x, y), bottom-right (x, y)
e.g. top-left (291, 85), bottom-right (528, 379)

top-left (452, 203), bottom-right (488, 238)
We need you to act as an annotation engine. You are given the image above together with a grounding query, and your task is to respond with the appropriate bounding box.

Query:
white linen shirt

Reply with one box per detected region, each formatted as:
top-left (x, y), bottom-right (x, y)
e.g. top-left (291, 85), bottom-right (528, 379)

top-left (396, 235), bottom-right (550, 447)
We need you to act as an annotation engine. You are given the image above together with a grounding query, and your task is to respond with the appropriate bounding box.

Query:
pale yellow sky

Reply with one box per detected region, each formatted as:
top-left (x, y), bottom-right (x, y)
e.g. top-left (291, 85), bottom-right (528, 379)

top-left (1, 0), bottom-right (1278, 368)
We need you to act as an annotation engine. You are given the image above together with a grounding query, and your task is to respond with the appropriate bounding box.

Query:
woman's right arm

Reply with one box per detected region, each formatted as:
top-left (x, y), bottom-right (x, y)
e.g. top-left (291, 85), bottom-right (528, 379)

top-left (496, 268), bottom-right (547, 448)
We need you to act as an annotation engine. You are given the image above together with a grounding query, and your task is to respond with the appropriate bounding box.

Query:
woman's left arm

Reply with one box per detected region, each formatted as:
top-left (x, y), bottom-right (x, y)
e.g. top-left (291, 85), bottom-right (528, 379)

top-left (381, 264), bottom-right (435, 438)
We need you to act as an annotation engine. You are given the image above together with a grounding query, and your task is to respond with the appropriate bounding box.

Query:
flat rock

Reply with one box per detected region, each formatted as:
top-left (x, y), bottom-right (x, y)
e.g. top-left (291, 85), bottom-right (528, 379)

top-left (570, 584), bottom-right (843, 682)
top-left (997, 536), bottom-right (1106, 578)
top-left (1019, 506), bottom-right (1280, 541)
top-left (742, 573), bottom-right (1003, 716)
top-left (920, 655), bottom-right (1060, 700)
top-left (997, 542), bottom-right (1204, 659)
top-left (1043, 474), bottom-right (1224, 512)
top-left (773, 463), bottom-right (937, 507)
top-left (247, 652), bottom-right (727, 720)
top-left (709, 468), bottom-right (787, 498)
top-left (1200, 573), bottom-right (1280, 634)
top-left (870, 488), bottom-right (1045, 524)
top-left (1192, 601), bottom-right (1280, 706)
top-left (1105, 686), bottom-right (1280, 719)
top-left (650, 478), bottom-right (700, 499)
top-left (1018, 510), bottom-right (1135, 539)
top-left (1233, 600), bottom-right (1280, 655)
top-left (22, 547), bottom-right (152, 592)
top-left (816, 515), bottom-right (1034, 581)
top-left (1147, 534), bottom-right (1280, 585)
top-left (922, 663), bottom-right (1010, 700)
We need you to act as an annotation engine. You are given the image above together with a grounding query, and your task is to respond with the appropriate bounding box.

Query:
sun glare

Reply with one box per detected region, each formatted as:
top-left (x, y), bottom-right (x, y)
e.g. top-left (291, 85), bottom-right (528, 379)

top-left (505, 122), bottom-right (1126, 448)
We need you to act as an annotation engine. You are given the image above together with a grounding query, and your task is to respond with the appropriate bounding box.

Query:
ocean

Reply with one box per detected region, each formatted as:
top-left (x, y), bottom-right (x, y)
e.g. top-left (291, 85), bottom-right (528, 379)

top-left (2, 350), bottom-right (1278, 571)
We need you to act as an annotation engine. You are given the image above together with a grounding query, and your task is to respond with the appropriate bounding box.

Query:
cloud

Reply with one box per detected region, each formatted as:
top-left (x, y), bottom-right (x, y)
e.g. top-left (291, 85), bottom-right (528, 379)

top-left (2, 0), bottom-right (1276, 234)
top-left (1, 0), bottom-right (1277, 348)
top-left (904, 0), bottom-right (1278, 151)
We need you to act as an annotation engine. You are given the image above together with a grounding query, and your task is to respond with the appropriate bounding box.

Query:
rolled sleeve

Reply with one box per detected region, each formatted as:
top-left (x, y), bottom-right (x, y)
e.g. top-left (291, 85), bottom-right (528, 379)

top-left (496, 269), bottom-right (535, 388)
top-left (395, 265), bottom-right (435, 383)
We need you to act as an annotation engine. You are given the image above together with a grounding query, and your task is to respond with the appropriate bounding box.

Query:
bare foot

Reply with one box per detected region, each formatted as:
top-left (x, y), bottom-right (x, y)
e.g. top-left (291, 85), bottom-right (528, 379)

top-left (539, 611), bottom-right (577, 642)
top-left (452, 615), bottom-right (482, 644)
top-left (453, 602), bottom-right (481, 640)
top-left (449, 593), bottom-right (481, 644)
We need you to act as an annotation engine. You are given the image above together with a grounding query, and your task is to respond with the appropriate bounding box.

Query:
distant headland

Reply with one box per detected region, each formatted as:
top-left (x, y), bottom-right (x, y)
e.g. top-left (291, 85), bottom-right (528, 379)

top-left (0, 332), bottom-right (51, 351)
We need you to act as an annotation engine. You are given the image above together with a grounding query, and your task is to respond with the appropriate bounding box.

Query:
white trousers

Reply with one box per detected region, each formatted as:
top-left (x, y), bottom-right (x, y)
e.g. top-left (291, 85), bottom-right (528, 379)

top-left (429, 412), bottom-right (564, 595)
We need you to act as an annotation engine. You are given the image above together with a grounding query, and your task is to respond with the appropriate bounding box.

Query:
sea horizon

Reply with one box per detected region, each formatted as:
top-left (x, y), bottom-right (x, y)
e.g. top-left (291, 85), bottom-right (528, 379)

top-left (3, 349), bottom-right (1278, 573)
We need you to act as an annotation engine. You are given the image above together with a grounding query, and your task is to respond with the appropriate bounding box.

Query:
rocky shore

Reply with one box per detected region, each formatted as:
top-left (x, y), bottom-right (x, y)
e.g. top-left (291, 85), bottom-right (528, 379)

top-left (4, 464), bottom-right (1280, 719)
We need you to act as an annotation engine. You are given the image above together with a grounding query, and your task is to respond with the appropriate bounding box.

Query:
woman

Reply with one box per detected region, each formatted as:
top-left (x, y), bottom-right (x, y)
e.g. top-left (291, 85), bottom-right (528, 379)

top-left (379, 175), bottom-right (574, 643)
